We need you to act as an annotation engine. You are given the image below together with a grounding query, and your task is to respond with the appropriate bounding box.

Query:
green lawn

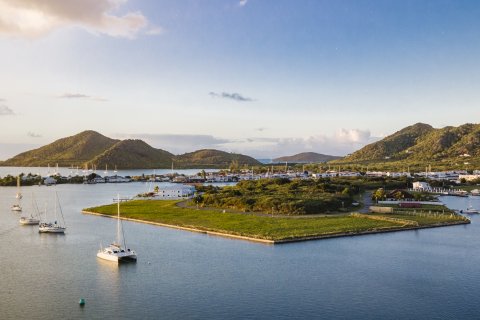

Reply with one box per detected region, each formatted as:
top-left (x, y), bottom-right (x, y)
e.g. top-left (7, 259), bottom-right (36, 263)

top-left (84, 200), bottom-right (467, 242)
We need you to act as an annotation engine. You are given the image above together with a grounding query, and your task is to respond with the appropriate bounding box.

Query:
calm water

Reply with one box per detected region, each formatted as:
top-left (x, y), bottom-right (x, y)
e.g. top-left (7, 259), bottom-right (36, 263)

top-left (1, 182), bottom-right (480, 319)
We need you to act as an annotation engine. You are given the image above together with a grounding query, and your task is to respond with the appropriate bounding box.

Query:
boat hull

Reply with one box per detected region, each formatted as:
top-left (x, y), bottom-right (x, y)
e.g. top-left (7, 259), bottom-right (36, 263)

top-left (97, 249), bottom-right (137, 263)
top-left (20, 218), bottom-right (40, 225)
top-left (39, 226), bottom-right (66, 233)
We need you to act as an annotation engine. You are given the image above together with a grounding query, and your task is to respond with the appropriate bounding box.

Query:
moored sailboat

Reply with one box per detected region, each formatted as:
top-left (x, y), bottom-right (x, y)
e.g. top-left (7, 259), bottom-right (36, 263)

top-left (20, 193), bottom-right (40, 225)
top-left (97, 195), bottom-right (137, 262)
top-left (39, 191), bottom-right (66, 233)
top-left (11, 176), bottom-right (23, 212)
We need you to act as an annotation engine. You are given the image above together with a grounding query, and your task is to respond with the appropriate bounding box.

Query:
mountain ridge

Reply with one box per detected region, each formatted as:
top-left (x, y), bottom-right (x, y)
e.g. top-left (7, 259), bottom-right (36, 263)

top-left (334, 122), bottom-right (480, 165)
top-left (0, 131), bottom-right (261, 169)
top-left (273, 152), bottom-right (341, 163)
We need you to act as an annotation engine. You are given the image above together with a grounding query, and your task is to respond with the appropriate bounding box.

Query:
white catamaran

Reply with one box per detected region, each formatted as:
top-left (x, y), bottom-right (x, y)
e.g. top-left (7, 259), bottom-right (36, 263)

top-left (97, 195), bottom-right (137, 263)
top-left (39, 191), bottom-right (66, 233)
top-left (19, 193), bottom-right (41, 225)
top-left (11, 176), bottom-right (23, 212)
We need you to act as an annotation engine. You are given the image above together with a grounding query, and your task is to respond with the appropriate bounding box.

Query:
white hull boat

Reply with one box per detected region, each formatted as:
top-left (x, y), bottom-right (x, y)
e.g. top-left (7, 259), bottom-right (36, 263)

top-left (460, 206), bottom-right (479, 214)
top-left (19, 193), bottom-right (41, 225)
top-left (12, 176), bottom-right (23, 211)
top-left (20, 217), bottom-right (40, 225)
top-left (39, 191), bottom-right (66, 234)
top-left (97, 195), bottom-right (137, 263)
top-left (39, 223), bottom-right (66, 233)
top-left (97, 244), bottom-right (137, 262)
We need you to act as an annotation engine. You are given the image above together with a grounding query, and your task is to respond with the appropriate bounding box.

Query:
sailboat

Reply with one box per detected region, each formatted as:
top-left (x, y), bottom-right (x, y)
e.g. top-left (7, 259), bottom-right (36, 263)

top-left (97, 195), bottom-right (137, 262)
top-left (20, 193), bottom-right (40, 225)
top-left (39, 191), bottom-right (66, 233)
top-left (11, 176), bottom-right (22, 212)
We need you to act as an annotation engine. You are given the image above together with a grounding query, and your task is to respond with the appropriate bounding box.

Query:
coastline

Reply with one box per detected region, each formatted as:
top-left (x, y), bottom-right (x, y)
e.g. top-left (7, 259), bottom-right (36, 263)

top-left (82, 210), bottom-right (469, 245)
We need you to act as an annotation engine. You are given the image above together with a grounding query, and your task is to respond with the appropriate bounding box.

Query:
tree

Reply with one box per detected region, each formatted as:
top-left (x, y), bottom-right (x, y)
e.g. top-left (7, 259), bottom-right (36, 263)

top-left (372, 188), bottom-right (386, 202)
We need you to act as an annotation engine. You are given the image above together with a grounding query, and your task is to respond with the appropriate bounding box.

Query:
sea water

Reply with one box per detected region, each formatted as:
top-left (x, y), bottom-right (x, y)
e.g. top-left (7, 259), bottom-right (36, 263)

top-left (1, 181), bottom-right (480, 319)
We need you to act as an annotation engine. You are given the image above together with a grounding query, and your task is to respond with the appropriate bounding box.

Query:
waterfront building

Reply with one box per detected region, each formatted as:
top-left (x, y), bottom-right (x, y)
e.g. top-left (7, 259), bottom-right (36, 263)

top-left (458, 174), bottom-right (480, 182)
top-left (156, 185), bottom-right (195, 199)
top-left (412, 181), bottom-right (432, 191)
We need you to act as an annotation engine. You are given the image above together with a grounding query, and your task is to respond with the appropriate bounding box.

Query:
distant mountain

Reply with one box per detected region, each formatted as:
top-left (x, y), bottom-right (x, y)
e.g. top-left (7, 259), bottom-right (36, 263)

top-left (174, 149), bottom-right (261, 168)
top-left (273, 152), bottom-right (341, 163)
top-left (1, 130), bottom-right (118, 167)
top-left (89, 140), bottom-right (174, 169)
top-left (335, 122), bottom-right (480, 163)
top-left (0, 131), bottom-right (261, 169)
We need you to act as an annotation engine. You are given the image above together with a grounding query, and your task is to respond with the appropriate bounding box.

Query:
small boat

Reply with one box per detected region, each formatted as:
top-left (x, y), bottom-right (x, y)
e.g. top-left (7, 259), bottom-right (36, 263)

top-left (39, 191), bottom-right (66, 233)
top-left (20, 193), bottom-right (41, 225)
top-left (470, 189), bottom-right (480, 196)
top-left (461, 205), bottom-right (479, 214)
top-left (97, 195), bottom-right (137, 263)
top-left (12, 176), bottom-right (23, 211)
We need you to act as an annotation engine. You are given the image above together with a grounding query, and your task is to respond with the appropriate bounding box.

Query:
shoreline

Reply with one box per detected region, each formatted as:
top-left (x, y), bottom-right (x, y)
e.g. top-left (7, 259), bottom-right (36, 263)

top-left (82, 210), bottom-right (469, 245)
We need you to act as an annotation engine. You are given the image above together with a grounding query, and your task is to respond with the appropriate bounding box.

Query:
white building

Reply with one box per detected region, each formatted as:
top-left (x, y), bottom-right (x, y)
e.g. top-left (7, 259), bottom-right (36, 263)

top-left (157, 185), bottom-right (195, 199)
top-left (412, 181), bottom-right (432, 191)
top-left (459, 174), bottom-right (480, 182)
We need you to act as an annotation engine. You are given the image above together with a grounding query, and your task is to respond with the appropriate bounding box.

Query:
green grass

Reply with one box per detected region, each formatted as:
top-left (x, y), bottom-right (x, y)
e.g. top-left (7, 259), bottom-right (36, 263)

top-left (84, 200), bottom-right (466, 241)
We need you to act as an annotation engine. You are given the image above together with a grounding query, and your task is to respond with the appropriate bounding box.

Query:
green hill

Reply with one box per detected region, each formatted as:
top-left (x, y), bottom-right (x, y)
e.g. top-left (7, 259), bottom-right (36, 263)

top-left (174, 149), bottom-right (261, 168)
top-left (89, 140), bottom-right (174, 169)
top-left (0, 131), bottom-right (262, 169)
top-left (334, 123), bottom-right (480, 169)
top-left (1, 130), bottom-right (118, 167)
top-left (273, 152), bottom-right (341, 163)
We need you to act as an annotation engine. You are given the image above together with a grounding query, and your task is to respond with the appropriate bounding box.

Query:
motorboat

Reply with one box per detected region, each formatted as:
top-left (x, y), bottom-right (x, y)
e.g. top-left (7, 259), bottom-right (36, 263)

top-left (461, 206), bottom-right (479, 214)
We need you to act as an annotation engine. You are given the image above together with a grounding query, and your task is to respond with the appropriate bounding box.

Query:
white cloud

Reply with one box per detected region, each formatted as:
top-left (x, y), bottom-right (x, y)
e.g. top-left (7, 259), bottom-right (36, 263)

top-left (0, 0), bottom-right (159, 39)
top-left (115, 133), bottom-right (233, 155)
top-left (27, 131), bottom-right (42, 138)
top-left (239, 0), bottom-right (248, 7)
top-left (146, 26), bottom-right (164, 35)
top-left (219, 129), bottom-right (377, 158)
top-left (114, 128), bottom-right (377, 159)
top-left (58, 93), bottom-right (108, 102)
top-left (0, 105), bottom-right (14, 115)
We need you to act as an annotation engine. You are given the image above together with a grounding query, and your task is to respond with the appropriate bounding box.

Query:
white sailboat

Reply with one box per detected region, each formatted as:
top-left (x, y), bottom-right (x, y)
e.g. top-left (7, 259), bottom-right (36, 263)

top-left (20, 193), bottom-right (40, 225)
top-left (39, 191), bottom-right (66, 233)
top-left (11, 176), bottom-right (22, 212)
top-left (97, 195), bottom-right (137, 263)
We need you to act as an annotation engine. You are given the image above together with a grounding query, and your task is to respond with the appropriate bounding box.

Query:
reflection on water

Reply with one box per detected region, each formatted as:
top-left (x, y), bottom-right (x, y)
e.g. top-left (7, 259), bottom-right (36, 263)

top-left (1, 182), bottom-right (480, 319)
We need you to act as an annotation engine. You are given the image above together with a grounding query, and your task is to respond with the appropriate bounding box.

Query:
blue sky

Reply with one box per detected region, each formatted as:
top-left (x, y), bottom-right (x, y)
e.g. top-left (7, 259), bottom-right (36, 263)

top-left (1, 0), bottom-right (479, 159)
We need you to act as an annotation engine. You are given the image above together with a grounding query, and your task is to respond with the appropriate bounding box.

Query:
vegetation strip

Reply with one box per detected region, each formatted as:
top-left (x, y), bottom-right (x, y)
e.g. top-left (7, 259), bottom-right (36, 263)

top-left (83, 200), bottom-right (469, 244)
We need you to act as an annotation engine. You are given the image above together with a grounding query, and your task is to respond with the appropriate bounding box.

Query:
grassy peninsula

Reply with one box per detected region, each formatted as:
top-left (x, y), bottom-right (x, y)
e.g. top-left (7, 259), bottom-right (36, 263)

top-left (83, 200), bottom-right (468, 243)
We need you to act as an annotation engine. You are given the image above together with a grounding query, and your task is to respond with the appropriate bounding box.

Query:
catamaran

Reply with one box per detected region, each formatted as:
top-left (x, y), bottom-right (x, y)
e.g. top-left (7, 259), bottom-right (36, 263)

top-left (97, 195), bottom-right (137, 263)
top-left (19, 193), bottom-right (40, 225)
top-left (39, 191), bottom-right (66, 233)
top-left (11, 176), bottom-right (22, 212)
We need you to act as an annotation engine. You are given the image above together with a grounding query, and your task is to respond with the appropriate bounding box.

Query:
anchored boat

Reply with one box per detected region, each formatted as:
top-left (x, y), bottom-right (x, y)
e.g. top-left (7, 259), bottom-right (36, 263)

top-left (39, 191), bottom-right (66, 233)
top-left (97, 195), bottom-right (137, 263)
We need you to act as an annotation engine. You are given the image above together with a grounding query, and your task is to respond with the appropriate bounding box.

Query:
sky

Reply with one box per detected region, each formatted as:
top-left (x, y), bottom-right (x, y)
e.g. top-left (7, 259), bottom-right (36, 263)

top-left (1, 0), bottom-right (480, 160)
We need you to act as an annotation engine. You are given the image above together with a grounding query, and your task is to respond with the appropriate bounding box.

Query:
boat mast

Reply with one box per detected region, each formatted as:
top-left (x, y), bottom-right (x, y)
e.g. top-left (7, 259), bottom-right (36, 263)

top-left (54, 191), bottom-right (58, 224)
top-left (117, 194), bottom-right (121, 245)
